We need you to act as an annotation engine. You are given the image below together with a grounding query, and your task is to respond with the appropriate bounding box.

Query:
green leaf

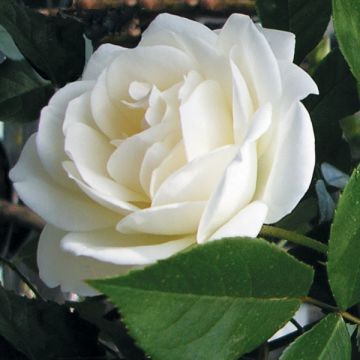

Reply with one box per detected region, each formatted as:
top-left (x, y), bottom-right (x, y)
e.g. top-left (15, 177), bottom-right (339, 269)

top-left (0, 59), bottom-right (53, 122)
top-left (280, 314), bottom-right (351, 360)
top-left (0, 286), bottom-right (103, 360)
top-left (0, 0), bottom-right (85, 86)
top-left (89, 238), bottom-right (314, 360)
top-left (332, 0), bottom-right (360, 83)
top-left (341, 114), bottom-right (360, 160)
top-left (256, 0), bottom-right (331, 63)
top-left (0, 25), bottom-right (22, 60)
top-left (328, 165), bottom-right (360, 310)
top-left (304, 49), bottom-right (360, 170)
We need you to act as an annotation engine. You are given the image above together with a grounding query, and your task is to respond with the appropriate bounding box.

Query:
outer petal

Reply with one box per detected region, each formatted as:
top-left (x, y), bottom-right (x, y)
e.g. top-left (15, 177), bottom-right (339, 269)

top-left (37, 225), bottom-right (126, 296)
top-left (62, 91), bottom-right (97, 136)
top-left (140, 13), bottom-right (217, 48)
top-left (117, 201), bottom-right (206, 235)
top-left (36, 81), bottom-right (94, 189)
top-left (255, 102), bottom-right (315, 223)
top-left (221, 14), bottom-right (282, 106)
top-left (10, 135), bottom-right (119, 231)
top-left (61, 229), bottom-right (195, 266)
top-left (259, 27), bottom-right (295, 62)
top-left (82, 43), bottom-right (124, 81)
top-left (209, 201), bottom-right (268, 240)
top-left (278, 61), bottom-right (319, 110)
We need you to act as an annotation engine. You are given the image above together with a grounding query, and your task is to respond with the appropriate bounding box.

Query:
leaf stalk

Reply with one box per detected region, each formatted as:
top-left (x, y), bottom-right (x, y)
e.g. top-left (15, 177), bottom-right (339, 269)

top-left (260, 225), bottom-right (328, 254)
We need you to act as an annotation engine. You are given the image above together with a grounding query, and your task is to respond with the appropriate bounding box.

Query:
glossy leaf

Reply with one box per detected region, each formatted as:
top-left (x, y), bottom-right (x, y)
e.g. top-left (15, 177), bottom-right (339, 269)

top-left (0, 0), bottom-right (85, 86)
top-left (90, 238), bottom-right (314, 360)
top-left (333, 0), bottom-right (360, 82)
top-left (0, 25), bottom-right (22, 60)
top-left (256, 0), bottom-right (331, 63)
top-left (0, 59), bottom-right (53, 122)
top-left (328, 165), bottom-right (360, 310)
top-left (304, 49), bottom-right (360, 170)
top-left (280, 314), bottom-right (351, 360)
top-left (0, 286), bottom-right (102, 360)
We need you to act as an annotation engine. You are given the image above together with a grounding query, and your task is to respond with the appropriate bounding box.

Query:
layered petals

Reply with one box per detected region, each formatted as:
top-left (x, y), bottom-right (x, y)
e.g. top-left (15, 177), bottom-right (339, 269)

top-left (10, 135), bottom-right (119, 232)
top-left (10, 13), bottom-right (317, 296)
top-left (255, 102), bottom-right (315, 223)
top-left (38, 225), bottom-right (127, 296)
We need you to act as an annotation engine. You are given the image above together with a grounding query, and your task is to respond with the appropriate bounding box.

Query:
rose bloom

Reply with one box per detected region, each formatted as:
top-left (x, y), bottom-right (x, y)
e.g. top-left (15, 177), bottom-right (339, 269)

top-left (10, 14), bottom-right (317, 295)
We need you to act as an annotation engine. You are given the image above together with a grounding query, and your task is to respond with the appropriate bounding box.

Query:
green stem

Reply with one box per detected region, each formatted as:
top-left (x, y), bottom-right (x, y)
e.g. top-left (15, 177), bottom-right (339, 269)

top-left (260, 225), bottom-right (328, 254)
top-left (303, 296), bottom-right (360, 325)
top-left (0, 256), bottom-right (44, 301)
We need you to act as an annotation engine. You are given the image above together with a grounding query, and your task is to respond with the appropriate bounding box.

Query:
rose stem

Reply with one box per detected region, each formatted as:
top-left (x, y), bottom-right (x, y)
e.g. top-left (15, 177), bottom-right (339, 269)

top-left (0, 256), bottom-right (44, 301)
top-left (260, 225), bottom-right (328, 254)
top-left (302, 296), bottom-right (360, 325)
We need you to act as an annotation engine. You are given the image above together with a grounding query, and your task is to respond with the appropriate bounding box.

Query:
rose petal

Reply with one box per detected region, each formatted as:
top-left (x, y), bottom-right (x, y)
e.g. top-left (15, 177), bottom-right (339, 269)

top-left (140, 132), bottom-right (178, 196)
top-left (259, 27), bottom-right (295, 62)
top-left (82, 43), bottom-right (124, 81)
top-left (117, 201), bottom-right (206, 235)
top-left (197, 142), bottom-right (257, 244)
top-left (107, 121), bottom-right (177, 194)
top-left (10, 135), bottom-right (119, 231)
top-left (255, 102), bottom-right (315, 223)
top-left (63, 161), bottom-right (141, 215)
top-left (91, 71), bottom-right (143, 139)
top-left (140, 13), bottom-right (217, 48)
top-left (65, 122), bottom-right (145, 202)
top-left (278, 61), bottom-right (319, 111)
top-left (37, 81), bottom-right (94, 189)
top-left (243, 103), bottom-right (272, 144)
top-left (106, 45), bottom-right (194, 104)
top-left (38, 225), bottom-right (126, 296)
top-left (221, 14), bottom-right (282, 106)
top-left (63, 91), bottom-right (97, 136)
top-left (61, 228), bottom-right (195, 265)
top-left (152, 145), bottom-right (238, 206)
top-left (150, 141), bottom-right (187, 198)
top-left (180, 80), bottom-right (233, 161)
top-left (209, 201), bottom-right (268, 240)
top-left (230, 58), bottom-right (254, 144)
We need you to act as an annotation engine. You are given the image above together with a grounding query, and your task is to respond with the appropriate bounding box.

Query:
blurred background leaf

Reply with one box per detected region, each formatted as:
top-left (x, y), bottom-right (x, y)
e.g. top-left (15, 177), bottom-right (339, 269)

top-left (0, 0), bottom-right (85, 86)
top-left (0, 60), bottom-right (53, 123)
top-left (256, 0), bottom-right (332, 64)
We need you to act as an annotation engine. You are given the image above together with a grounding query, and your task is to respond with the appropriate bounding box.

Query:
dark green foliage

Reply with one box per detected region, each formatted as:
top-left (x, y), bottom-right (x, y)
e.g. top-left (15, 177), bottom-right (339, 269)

top-left (280, 314), bottom-right (351, 360)
top-left (328, 165), bottom-right (360, 310)
top-left (332, 0), bottom-right (360, 83)
top-left (0, 0), bottom-right (85, 86)
top-left (304, 49), bottom-right (360, 170)
top-left (0, 286), bottom-right (103, 360)
top-left (256, 0), bottom-right (331, 63)
top-left (90, 238), bottom-right (314, 360)
top-left (0, 59), bottom-right (53, 123)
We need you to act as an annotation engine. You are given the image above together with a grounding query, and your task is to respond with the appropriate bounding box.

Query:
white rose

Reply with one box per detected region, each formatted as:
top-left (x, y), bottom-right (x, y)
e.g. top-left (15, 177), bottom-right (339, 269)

top-left (10, 14), bottom-right (317, 295)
